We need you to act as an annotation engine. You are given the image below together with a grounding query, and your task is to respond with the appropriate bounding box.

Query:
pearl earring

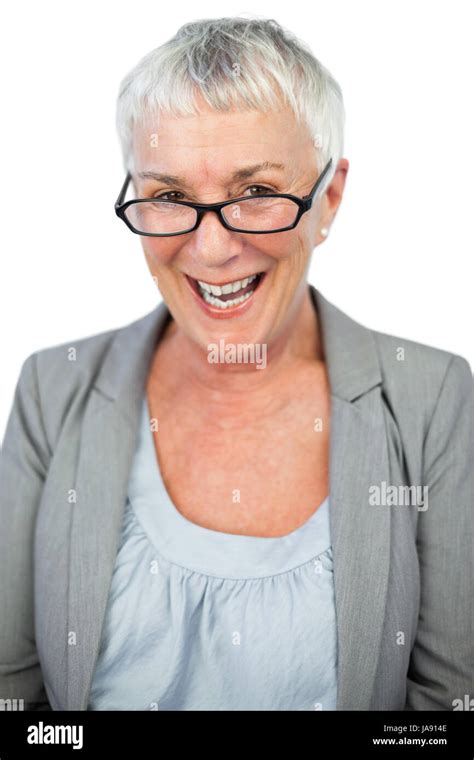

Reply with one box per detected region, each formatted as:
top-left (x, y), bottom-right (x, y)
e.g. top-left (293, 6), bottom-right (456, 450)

top-left (320, 227), bottom-right (329, 237)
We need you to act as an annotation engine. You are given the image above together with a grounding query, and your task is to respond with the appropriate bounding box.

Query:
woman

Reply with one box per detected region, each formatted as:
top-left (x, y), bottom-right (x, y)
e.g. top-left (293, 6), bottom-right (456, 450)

top-left (0, 17), bottom-right (472, 712)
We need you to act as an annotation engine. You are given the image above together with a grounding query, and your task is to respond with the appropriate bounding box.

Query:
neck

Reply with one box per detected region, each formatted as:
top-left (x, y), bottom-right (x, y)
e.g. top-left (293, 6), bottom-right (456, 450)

top-left (149, 285), bottom-right (324, 422)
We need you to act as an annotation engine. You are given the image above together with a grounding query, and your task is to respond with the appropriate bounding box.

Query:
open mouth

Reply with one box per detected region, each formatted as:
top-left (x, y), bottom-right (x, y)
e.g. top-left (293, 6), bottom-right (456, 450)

top-left (186, 272), bottom-right (266, 310)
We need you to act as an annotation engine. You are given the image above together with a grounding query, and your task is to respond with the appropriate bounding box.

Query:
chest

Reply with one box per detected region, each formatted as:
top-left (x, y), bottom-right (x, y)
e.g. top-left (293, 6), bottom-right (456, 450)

top-left (145, 382), bottom-right (330, 537)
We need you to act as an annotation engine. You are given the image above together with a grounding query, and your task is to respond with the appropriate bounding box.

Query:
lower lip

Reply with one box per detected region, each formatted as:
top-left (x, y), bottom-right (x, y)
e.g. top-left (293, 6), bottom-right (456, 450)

top-left (184, 273), bottom-right (267, 319)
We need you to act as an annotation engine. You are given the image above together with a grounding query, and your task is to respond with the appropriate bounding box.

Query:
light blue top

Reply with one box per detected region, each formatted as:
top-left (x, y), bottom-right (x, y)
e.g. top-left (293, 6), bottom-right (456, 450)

top-left (88, 396), bottom-right (338, 711)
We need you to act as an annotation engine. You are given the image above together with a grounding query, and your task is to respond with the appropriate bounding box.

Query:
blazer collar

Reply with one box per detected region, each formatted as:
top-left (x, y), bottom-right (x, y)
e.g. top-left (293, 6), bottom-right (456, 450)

top-left (93, 285), bottom-right (383, 405)
top-left (64, 284), bottom-right (391, 711)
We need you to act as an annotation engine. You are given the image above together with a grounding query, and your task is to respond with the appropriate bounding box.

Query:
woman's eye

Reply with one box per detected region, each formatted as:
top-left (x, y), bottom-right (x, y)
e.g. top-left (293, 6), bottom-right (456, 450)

top-left (153, 190), bottom-right (184, 201)
top-left (246, 185), bottom-right (273, 196)
top-left (151, 185), bottom-right (274, 201)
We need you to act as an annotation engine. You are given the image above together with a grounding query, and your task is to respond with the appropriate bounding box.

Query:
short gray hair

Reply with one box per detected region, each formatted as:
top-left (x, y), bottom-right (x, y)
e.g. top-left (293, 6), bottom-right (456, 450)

top-left (116, 16), bottom-right (345, 193)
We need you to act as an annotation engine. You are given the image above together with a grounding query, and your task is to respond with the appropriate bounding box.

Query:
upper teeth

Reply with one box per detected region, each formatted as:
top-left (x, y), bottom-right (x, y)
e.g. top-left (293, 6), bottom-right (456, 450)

top-left (197, 274), bottom-right (258, 297)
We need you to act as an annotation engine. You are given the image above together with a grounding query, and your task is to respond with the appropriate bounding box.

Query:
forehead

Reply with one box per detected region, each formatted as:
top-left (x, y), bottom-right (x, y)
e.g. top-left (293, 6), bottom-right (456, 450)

top-left (131, 99), bottom-right (314, 173)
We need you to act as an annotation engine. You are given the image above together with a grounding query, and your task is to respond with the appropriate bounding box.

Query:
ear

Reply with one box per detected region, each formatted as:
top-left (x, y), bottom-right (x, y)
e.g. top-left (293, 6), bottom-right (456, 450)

top-left (314, 158), bottom-right (349, 245)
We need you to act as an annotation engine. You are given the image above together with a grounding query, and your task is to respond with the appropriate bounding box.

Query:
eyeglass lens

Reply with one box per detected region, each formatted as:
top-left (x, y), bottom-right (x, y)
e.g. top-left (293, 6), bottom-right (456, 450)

top-left (124, 196), bottom-right (300, 234)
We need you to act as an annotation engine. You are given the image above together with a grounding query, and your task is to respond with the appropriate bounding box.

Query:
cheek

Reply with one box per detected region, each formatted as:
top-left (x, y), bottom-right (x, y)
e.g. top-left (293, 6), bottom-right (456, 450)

top-left (257, 216), bottom-right (314, 260)
top-left (258, 231), bottom-right (312, 274)
top-left (253, 230), bottom-right (300, 261)
top-left (142, 238), bottom-right (177, 269)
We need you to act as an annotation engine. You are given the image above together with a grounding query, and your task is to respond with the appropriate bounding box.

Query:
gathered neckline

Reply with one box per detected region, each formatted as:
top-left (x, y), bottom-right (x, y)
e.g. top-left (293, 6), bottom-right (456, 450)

top-left (126, 395), bottom-right (332, 579)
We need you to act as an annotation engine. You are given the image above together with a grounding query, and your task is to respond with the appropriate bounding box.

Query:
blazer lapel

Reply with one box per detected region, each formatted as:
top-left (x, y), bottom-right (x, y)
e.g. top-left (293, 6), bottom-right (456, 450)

top-left (313, 288), bottom-right (392, 709)
top-left (67, 286), bottom-right (391, 711)
top-left (67, 304), bottom-right (171, 710)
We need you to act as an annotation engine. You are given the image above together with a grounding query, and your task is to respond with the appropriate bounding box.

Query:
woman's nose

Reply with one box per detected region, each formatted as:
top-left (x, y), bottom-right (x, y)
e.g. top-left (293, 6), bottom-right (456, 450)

top-left (187, 210), bottom-right (243, 268)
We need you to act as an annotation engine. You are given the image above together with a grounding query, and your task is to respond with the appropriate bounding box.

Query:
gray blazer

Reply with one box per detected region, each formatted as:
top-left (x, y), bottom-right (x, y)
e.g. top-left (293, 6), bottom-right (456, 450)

top-left (1, 285), bottom-right (472, 711)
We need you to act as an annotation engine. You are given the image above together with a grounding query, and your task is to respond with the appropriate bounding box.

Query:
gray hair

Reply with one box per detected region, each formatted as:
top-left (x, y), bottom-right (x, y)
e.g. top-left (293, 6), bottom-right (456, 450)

top-left (116, 16), bottom-right (345, 193)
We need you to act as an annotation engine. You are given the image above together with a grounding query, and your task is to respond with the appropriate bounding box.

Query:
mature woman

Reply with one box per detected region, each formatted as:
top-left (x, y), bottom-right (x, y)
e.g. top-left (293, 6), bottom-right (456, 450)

top-left (1, 17), bottom-right (472, 712)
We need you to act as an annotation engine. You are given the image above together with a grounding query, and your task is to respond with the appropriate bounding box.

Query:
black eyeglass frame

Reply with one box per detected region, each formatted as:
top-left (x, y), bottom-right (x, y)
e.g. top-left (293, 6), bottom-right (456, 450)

top-left (115, 157), bottom-right (332, 237)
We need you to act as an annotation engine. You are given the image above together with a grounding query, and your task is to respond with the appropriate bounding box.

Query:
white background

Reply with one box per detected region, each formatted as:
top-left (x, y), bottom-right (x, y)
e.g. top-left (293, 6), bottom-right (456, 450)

top-left (1, 0), bottom-right (473, 438)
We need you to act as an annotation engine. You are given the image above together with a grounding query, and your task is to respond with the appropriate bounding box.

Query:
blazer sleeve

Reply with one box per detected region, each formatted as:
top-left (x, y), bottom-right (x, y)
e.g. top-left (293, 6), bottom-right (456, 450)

top-left (0, 353), bottom-right (53, 710)
top-left (405, 354), bottom-right (474, 710)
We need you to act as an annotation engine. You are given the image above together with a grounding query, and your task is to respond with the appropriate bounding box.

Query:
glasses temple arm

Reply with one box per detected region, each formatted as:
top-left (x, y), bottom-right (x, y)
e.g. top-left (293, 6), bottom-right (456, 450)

top-left (302, 158), bottom-right (333, 200)
top-left (115, 172), bottom-right (132, 208)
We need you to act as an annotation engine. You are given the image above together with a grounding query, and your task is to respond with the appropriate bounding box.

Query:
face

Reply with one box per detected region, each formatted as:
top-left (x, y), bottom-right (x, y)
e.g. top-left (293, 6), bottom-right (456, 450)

top-left (131, 93), bottom-right (347, 351)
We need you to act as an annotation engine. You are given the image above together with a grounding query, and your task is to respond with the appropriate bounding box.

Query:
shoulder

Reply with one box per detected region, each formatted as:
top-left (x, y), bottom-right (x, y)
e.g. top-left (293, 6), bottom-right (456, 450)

top-left (28, 306), bottom-right (160, 379)
top-left (25, 319), bottom-right (124, 392)
top-left (371, 326), bottom-right (472, 395)
top-left (15, 308), bottom-right (160, 447)
top-left (312, 287), bottom-right (472, 418)
top-left (368, 326), bottom-right (472, 436)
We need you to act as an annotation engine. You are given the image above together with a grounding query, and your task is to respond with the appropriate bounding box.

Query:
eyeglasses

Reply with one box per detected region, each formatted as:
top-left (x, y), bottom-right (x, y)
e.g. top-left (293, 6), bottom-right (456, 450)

top-left (115, 158), bottom-right (333, 237)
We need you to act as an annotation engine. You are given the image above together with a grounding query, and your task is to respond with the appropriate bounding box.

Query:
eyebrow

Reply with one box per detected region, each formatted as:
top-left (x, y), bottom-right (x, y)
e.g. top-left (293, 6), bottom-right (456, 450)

top-left (137, 162), bottom-right (286, 186)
